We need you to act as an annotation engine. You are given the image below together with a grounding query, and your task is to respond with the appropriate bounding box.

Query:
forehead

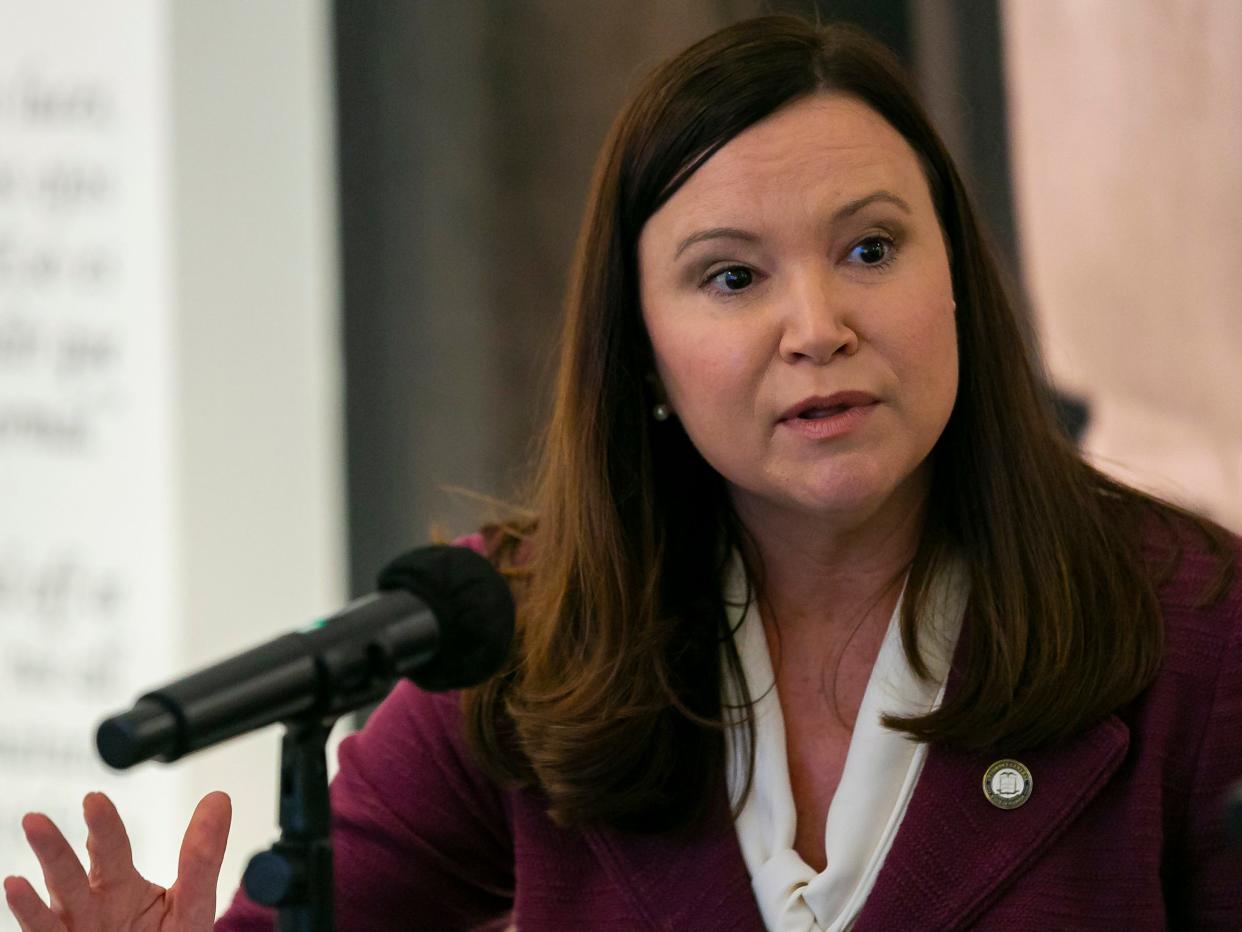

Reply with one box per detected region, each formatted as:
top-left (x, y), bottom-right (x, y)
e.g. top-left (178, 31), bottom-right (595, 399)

top-left (644, 92), bottom-right (929, 238)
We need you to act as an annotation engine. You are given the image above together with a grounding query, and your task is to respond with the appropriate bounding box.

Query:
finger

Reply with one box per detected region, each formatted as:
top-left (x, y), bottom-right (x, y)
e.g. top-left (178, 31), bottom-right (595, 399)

top-left (82, 791), bottom-right (137, 889)
top-left (169, 792), bottom-right (232, 927)
top-left (3, 875), bottom-right (67, 932)
top-left (20, 814), bottom-right (91, 919)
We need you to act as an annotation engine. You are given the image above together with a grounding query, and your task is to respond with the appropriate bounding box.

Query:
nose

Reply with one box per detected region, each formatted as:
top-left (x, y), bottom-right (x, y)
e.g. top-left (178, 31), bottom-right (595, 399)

top-left (777, 269), bottom-right (859, 364)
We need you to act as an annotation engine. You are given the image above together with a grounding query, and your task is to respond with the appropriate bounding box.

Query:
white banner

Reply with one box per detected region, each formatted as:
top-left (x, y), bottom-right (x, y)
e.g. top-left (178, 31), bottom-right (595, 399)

top-left (0, 0), bottom-right (183, 918)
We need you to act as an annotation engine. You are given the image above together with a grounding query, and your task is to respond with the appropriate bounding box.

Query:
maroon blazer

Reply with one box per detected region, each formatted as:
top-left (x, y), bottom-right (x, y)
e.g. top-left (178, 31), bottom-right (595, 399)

top-left (217, 536), bottom-right (1242, 930)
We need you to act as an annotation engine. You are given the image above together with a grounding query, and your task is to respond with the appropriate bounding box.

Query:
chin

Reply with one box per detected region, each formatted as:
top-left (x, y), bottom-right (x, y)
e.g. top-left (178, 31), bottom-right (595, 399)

top-left (794, 487), bottom-right (892, 521)
top-left (727, 450), bottom-right (928, 527)
top-left (788, 463), bottom-right (922, 523)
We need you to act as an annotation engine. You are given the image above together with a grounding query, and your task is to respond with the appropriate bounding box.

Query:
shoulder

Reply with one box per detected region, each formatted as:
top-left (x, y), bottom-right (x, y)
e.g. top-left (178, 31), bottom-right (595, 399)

top-left (1128, 519), bottom-right (1242, 920)
top-left (345, 684), bottom-right (497, 803)
top-left (333, 682), bottom-right (517, 872)
top-left (1111, 511), bottom-right (1241, 765)
top-left (1127, 517), bottom-right (1242, 789)
top-left (1143, 516), bottom-right (1241, 661)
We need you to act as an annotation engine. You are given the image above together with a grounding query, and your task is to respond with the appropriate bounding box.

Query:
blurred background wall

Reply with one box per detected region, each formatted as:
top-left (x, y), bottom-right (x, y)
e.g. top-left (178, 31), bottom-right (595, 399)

top-left (1, 0), bottom-right (1238, 925)
top-left (1004, 0), bottom-right (1242, 530)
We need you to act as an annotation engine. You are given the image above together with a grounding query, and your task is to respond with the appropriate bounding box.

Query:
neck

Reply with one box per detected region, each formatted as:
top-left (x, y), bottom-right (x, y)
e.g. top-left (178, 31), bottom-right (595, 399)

top-left (731, 469), bottom-right (928, 635)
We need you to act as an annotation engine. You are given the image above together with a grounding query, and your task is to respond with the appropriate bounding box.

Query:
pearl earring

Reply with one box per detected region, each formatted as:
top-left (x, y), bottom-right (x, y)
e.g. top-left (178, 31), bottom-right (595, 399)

top-left (652, 403), bottom-right (671, 422)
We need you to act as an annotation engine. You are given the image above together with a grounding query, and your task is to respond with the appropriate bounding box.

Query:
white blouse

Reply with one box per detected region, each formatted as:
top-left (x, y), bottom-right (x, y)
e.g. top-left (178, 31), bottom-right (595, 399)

top-left (724, 558), bottom-right (967, 932)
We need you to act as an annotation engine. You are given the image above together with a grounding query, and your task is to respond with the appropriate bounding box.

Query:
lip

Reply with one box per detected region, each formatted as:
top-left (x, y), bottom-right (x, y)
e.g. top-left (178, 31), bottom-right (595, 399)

top-left (778, 391), bottom-right (880, 423)
top-left (776, 391), bottom-right (880, 441)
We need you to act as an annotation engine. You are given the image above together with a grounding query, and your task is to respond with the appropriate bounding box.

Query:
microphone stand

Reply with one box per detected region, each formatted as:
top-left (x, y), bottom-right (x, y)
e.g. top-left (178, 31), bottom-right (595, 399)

top-left (241, 716), bottom-right (336, 932)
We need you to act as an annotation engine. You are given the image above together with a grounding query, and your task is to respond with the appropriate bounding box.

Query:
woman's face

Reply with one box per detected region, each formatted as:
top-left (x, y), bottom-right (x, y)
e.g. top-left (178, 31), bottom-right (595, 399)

top-left (638, 93), bottom-right (958, 531)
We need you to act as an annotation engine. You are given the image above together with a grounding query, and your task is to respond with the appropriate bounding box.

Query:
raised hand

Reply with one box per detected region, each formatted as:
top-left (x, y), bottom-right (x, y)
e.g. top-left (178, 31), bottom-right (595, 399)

top-left (4, 791), bottom-right (231, 932)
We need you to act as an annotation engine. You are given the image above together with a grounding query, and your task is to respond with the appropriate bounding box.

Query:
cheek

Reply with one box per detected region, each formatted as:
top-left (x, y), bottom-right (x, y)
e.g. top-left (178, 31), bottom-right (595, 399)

top-left (908, 298), bottom-right (959, 411)
top-left (653, 326), bottom-right (762, 419)
top-left (891, 283), bottom-right (956, 368)
top-left (933, 298), bottom-right (960, 381)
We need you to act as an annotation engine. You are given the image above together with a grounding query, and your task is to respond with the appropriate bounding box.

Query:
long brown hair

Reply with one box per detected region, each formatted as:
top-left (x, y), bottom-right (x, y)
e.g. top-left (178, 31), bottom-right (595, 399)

top-left (464, 15), bottom-right (1235, 831)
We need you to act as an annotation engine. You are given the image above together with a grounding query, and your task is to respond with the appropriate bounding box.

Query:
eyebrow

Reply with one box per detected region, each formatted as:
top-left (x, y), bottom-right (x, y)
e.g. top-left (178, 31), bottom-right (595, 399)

top-left (672, 189), bottom-right (914, 260)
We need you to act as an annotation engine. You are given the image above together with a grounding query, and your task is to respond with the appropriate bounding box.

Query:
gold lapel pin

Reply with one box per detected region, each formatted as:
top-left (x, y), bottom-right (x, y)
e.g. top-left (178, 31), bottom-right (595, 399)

top-left (983, 759), bottom-right (1033, 809)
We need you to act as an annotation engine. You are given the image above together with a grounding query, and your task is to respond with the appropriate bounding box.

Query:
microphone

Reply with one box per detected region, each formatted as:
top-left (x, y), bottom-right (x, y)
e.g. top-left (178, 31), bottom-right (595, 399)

top-left (95, 545), bottom-right (514, 770)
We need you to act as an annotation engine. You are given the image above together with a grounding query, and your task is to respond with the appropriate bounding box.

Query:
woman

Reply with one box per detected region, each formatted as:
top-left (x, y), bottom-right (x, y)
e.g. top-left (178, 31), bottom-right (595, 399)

top-left (7, 15), bottom-right (1241, 931)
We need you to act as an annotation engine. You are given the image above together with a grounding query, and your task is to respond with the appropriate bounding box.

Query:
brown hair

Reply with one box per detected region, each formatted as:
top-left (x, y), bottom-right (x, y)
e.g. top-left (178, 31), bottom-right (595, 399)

top-left (464, 14), bottom-right (1235, 831)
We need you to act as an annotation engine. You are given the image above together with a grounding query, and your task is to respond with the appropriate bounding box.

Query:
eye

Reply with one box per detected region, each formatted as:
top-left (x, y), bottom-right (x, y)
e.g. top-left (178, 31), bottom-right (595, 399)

top-left (848, 235), bottom-right (895, 267)
top-left (705, 266), bottom-right (754, 292)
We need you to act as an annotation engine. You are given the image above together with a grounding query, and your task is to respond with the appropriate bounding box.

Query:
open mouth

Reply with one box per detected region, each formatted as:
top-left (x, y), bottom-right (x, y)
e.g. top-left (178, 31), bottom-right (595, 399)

top-left (778, 394), bottom-right (879, 437)
top-left (796, 405), bottom-right (851, 420)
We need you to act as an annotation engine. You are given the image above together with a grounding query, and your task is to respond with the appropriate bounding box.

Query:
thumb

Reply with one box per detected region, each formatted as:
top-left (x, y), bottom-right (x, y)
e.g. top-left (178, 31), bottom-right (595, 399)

top-left (169, 792), bottom-right (232, 928)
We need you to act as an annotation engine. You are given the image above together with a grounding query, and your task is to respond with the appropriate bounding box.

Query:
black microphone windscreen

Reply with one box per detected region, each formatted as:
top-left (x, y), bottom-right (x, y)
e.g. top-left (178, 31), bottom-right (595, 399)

top-left (376, 545), bottom-right (515, 690)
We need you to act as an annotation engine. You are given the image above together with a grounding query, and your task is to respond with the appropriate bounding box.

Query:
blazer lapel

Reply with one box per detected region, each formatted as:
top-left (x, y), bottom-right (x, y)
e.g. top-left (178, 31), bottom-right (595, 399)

top-left (854, 712), bottom-right (1130, 931)
top-left (583, 781), bottom-right (766, 931)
